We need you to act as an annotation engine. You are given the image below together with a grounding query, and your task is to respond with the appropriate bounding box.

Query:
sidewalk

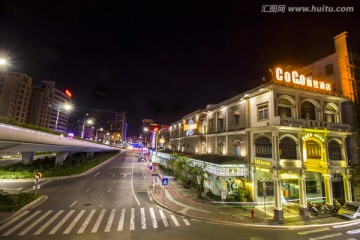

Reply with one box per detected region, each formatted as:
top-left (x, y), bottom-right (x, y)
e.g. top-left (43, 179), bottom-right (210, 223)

top-left (142, 162), bottom-right (348, 227)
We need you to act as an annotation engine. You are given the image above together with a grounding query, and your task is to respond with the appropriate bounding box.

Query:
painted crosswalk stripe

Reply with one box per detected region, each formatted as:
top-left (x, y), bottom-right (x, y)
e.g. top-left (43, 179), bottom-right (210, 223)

top-left (141, 208), bottom-right (146, 229)
top-left (2, 210), bottom-right (41, 236)
top-left (0, 210), bottom-right (30, 231)
top-left (34, 210), bottom-right (64, 235)
top-left (78, 210), bottom-right (96, 233)
top-left (91, 209), bottom-right (106, 233)
top-left (70, 201), bottom-right (77, 208)
top-left (183, 219), bottom-right (190, 226)
top-left (18, 210), bottom-right (53, 236)
top-left (309, 233), bottom-right (342, 240)
top-left (347, 229), bottom-right (360, 234)
top-left (130, 208), bottom-right (135, 230)
top-left (298, 227), bottom-right (331, 235)
top-left (117, 209), bottom-right (125, 231)
top-left (63, 210), bottom-right (85, 234)
top-left (105, 209), bottom-right (116, 232)
top-left (170, 215), bottom-right (180, 227)
top-left (49, 210), bottom-right (75, 235)
top-left (149, 208), bottom-right (158, 228)
top-left (159, 209), bottom-right (169, 227)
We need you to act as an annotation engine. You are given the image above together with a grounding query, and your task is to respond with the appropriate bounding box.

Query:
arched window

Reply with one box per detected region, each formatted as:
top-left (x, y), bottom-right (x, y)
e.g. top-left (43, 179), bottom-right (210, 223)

top-left (218, 141), bottom-right (225, 155)
top-left (306, 140), bottom-right (321, 159)
top-left (328, 141), bottom-right (342, 160)
top-left (279, 137), bottom-right (297, 159)
top-left (255, 137), bottom-right (272, 158)
top-left (277, 97), bottom-right (293, 117)
top-left (301, 101), bottom-right (316, 120)
top-left (324, 104), bottom-right (338, 123)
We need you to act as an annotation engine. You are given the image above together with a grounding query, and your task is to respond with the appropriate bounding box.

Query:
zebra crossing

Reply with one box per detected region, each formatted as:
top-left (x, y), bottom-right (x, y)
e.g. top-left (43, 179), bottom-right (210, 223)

top-left (0, 207), bottom-right (191, 236)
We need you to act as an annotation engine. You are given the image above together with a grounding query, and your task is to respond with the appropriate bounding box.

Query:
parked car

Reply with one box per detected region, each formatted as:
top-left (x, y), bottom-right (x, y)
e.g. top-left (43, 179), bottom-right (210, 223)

top-left (138, 157), bottom-right (145, 162)
top-left (337, 201), bottom-right (360, 219)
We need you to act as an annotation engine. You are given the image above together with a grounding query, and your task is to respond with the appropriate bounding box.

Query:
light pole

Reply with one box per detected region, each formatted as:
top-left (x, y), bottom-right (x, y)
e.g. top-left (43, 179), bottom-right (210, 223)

top-left (81, 118), bottom-right (94, 139)
top-left (55, 103), bottom-right (72, 132)
top-left (95, 128), bottom-right (103, 142)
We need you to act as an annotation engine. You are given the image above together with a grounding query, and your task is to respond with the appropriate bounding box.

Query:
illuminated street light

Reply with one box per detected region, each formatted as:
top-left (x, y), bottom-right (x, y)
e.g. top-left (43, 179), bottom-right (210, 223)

top-left (0, 58), bottom-right (8, 72)
top-left (81, 117), bottom-right (94, 139)
top-left (55, 103), bottom-right (72, 132)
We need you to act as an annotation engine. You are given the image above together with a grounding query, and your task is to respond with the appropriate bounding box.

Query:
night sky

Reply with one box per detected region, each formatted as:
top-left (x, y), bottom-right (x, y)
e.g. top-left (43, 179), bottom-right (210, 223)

top-left (0, 1), bottom-right (359, 137)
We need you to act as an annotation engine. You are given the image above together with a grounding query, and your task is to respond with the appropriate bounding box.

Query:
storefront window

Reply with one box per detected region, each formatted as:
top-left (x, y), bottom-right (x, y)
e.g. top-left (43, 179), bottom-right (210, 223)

top-left (257, 181), bottom-right (274, 197)
top-left (306, 140), bottom-right (321, 159)
top-left (306, 181), bottom-right (319, 194)
top-left (255, 137), bottom-right (272, 158)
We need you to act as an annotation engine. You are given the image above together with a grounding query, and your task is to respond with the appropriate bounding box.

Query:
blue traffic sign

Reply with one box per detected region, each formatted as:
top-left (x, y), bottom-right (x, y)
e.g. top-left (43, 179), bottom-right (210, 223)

top-left (162, 178), bottom-right (169, 186)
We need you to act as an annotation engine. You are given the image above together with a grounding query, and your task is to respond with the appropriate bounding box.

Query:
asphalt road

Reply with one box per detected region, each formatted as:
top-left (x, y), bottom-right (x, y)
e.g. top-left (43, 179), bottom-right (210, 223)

top-left (1, 151), bottom-right (360, 240)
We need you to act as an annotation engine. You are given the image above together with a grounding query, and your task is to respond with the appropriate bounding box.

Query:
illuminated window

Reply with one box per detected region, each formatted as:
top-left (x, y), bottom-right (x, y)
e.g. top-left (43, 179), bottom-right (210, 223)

top-left (255, 137), bottom-right (272, 158)
top-left (209, 120), bottom-right (214, 131)
top-left (324, 104), bottom-right (338, 123)
top-left (277, 98), bottom-right (293, 117)
top-left (258, 104), bottom-right (269, 121)
top-left (218, 142), bottom-right (225, 155)
top-left (279, 137), bottom-right (297, 159)
top-left (306, 140), bottom-right (321, 159)
top-left (328, 141), bottom-right (342, 160)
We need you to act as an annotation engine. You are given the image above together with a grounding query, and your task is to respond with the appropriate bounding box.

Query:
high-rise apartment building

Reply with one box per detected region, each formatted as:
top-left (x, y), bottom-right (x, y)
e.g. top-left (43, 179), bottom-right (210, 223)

top-left (0, 72), bottom-right (32, 123)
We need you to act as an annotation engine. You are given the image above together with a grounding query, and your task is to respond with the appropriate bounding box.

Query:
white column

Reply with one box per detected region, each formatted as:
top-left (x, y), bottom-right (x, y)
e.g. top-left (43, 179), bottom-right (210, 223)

top-left (343, 174), bottom-right (353, 203)
top-left (323, 173), bottom-right (334, 205)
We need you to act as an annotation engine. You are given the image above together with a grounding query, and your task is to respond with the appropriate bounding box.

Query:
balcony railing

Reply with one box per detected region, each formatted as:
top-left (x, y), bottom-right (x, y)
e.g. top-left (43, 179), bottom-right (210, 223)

top-left (276, 116), bottom-right (352, 132)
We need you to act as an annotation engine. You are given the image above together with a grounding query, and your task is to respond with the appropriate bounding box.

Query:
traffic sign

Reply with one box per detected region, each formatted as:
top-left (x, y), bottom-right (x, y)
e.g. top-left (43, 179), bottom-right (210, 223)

top-left (162, 178), bottom-right (169, 186)
top-left (34, 172), bottom-right (42, 179)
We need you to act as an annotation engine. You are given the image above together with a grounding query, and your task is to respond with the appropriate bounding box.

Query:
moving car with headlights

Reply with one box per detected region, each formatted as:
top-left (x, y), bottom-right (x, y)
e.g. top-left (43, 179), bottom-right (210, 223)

top-left (337, 201), bottom-right (360, 220)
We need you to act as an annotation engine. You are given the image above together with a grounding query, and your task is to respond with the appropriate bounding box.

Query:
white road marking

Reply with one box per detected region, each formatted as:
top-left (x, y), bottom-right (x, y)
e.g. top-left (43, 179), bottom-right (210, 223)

top-left (170, 215), bottom-right (180, 226)
top-left (94, 172), bottom-right (100, 177)
top-left (34, 210), bottom-right (64, 235)
top-left (149, 208), bottom-right (158, 228)
top-left (309, 233), bottom-right (342, 240)
top-left (78, 210), bottom-right (96, 233)
top-left (159, 209), bottom-right (169, 227)
top-left (105, 209), bottom-right (116, 232)
top-left (183, 219), bottom-right (190, 226)
top-left (141, 208), bottom-right (146, 229)
top-left (117, 209), bottom-right (125, 231)
top-left (99, 201), bottom-right (104, 208)
top-left (2, 210), bottom-right (41, 236)
top-left (347, 229), bottom-right (360, 234)
top-left (298, 227), bottom-right (331, 235)
top-left (0, 187), bottom-right (23, 191)
top-left (334, 222), bottom-right (360, 228)
top-left (49, 210), bottom-right (75, 235)
top-left (131, 159), bottom-right (140, 205)
top-left (18, 210), bottom-right (53, 236)
top-left (85, 188), bottom-right (90, 192)
top-left (0, 210), bottom-right (29, 231)
top-left (63, 210), bottom-right (85, 234)
top-left (70, 200), bottom-right (77, 208)
top-left (91, 209), bottom-right (106, 233)
top-left (108, 188), bottom-right (111, 192)
top-left (130, 208), bottom-right (135, 230)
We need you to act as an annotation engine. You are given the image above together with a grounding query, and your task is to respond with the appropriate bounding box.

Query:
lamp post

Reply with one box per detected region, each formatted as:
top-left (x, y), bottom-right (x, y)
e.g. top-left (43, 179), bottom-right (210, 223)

top-left (81, 118), bottom-right (94, 139)
top-left (55, 103), bottom-right (72, 132)
top-left (95, 128), bottom-right (103, 142)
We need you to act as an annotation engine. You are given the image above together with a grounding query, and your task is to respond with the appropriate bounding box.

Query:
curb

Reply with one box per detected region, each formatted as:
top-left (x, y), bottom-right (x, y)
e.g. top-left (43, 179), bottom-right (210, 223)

top-left (0, 195), bottom-right (48, 227)
top-left (141, 164), bottom-right (356, 229)
top-left (0, 151), bottom-right (126, 183)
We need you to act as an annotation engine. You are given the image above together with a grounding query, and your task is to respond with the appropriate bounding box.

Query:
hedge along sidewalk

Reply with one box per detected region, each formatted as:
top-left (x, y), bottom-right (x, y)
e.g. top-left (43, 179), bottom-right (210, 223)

top-left (0, 151), bottom-right (125, 182)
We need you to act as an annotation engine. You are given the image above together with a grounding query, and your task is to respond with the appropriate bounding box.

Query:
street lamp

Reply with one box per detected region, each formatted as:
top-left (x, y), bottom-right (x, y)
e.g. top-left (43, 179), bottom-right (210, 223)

top-left (0, 58), bottom-right (8, 71)
top-left (55, 103), bottom-right (72, 132)
top-left (81, 118), bottom-right (94, 139)
top-left (95, 127), bottom-right (103, 142)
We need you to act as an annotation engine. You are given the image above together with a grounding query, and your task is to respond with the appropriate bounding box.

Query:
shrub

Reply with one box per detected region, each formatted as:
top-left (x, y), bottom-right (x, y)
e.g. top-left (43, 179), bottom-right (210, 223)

top-left (206, 191), bottom-right (221, 201)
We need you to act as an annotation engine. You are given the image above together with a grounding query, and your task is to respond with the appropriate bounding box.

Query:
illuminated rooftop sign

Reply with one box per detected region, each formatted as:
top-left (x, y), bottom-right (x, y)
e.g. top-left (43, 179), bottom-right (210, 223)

top-left (65, 89), bottom-right (72, 98)
top-left (275, 67), bottom-right (331, 91)
top-left (184, 117), bottom-right (197, 136)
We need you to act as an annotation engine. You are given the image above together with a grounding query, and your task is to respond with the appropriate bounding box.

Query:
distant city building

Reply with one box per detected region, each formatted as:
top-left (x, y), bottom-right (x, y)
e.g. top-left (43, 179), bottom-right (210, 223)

top-left (27, 84), bottom-right (53, 128)
top-left (41, 81), bottom-right (72, 133)
top-left (0, 72), bottom-right (32, 123)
